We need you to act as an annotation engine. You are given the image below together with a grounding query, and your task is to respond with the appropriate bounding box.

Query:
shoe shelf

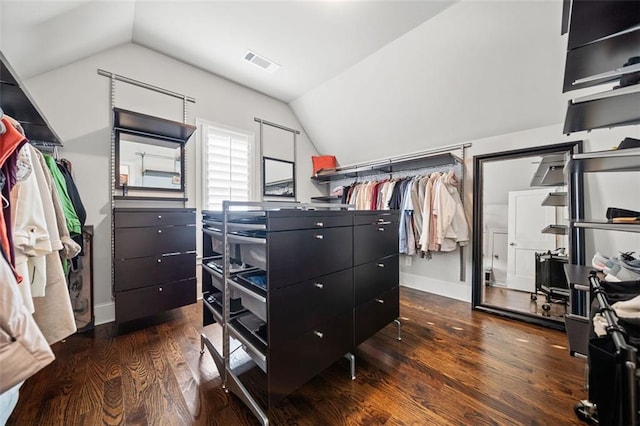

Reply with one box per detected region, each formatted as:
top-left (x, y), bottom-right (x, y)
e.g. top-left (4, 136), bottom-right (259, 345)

top-left (564, 145), bottom-right (640, 354)
top-left (572, 220), bottom-right (640, 233)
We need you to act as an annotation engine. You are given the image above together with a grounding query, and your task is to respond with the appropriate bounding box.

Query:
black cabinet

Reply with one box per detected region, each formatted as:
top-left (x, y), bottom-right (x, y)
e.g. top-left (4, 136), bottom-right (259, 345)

top-left (355, 287), bottom-right (400, 346)
top-left (353, 211), bottom-right (400, 345)
top-left (200, 204), bottom-right (400, 426)
top-left (113, 208), bottom-right (196, 324)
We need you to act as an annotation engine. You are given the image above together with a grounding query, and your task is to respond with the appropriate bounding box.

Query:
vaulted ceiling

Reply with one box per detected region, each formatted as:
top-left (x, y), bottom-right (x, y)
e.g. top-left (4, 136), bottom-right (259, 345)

top-left (0, 1), bottom-right (455, 102)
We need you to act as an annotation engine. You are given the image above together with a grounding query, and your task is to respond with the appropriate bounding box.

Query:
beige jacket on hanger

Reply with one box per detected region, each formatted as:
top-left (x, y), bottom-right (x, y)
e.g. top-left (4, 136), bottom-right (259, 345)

top-left (0, 254), bottom-right (55, 394)
top-left (30, 148), bottom-right (78, 344)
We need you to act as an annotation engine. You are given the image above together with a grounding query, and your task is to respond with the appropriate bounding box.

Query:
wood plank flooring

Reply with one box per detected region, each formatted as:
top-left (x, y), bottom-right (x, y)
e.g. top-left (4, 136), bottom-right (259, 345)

top-left (8, 288), bottom-right (586, 425)
top-left (484, 285), bottom-right (567, 322)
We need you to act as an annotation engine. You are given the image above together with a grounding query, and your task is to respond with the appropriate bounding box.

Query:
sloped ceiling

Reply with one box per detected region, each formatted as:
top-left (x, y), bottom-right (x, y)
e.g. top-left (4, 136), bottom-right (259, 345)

top-left (0, 0), bottom-right (570, 167)
top-left (0, 0), bottom-right (454, 102)
top-left (291, 0), bottom-right (568, 166)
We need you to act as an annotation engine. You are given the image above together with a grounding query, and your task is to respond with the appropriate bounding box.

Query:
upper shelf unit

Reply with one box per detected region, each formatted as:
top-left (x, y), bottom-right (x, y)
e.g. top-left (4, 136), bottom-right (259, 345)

top-left (563, 90), bottom-right (640, 134)
top-left (561, 1), bottom-right (640, 134)
top-left (311, 152), bottom-right (461, 183)
top-left (0, 51), bottom-right (62, 145)
top-left (113, 107), bottom-right (196, 143)
top-left (565, 147), bottom-right (640, 174)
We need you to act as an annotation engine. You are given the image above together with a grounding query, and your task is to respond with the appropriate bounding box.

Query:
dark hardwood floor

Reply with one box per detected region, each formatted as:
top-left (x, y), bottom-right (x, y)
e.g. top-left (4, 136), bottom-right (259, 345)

top-left (484, 285), bottom-right (567, 322)
top-left (8, 288), bottom-right (586, 425)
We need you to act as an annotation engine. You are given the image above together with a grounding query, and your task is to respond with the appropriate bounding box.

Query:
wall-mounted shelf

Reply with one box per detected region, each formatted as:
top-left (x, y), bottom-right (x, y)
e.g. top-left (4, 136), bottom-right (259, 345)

top-left (0, 50), bottom-right (62, 145)
top-left (530, 154), bottom-right (566, 186)
top-left (542, 192), bottom-right (568, 207)
top-left (311, 152), bottom-right (460, 184)
top-left (113, 196), bottom-right (188, 202)
top-left (113, 107), bottom-right (196, 143)
top-left (310, 196), bottom-right (342, 202)
top-left (542, 225), bottom-right (569, 235)
top-left (142, 169), bottom-right (180, 178)
top-left (566, 147), bottom-right (640, 173)
top-left (564, 90), bottom-right (640, 134)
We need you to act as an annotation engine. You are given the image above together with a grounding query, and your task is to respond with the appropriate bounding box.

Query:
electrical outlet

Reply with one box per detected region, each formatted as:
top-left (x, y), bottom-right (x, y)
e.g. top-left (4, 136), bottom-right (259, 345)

top-left (404, 256), bottom-right (412, 266)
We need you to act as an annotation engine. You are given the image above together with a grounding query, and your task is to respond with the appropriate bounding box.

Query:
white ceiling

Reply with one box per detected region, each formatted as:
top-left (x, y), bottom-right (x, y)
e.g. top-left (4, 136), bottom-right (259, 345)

top-left (0, 0), bottom-right (455, 102)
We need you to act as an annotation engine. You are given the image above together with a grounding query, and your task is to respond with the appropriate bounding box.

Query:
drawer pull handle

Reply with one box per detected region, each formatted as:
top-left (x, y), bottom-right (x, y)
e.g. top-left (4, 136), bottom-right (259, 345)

top-left (314, 234), bottom-right (324, 240)
top-left (314, 283), bottom-right (324, 289)
top-left (158, 229), bottom-right (163, 234)
top-left (377, 218), bottom-right (385, 223)
top-left (157, 259), bottom-right (162, 263)
top-left (158, 215), bottom-right (162, 219)
top-left (377, 227), bottom-right (385, 232)
top-left (313, 331), bottom-right (324, 339)
top-left (315, 222), bottom-right (324, 227)
top-left (375, 298), bottom-right (384, 304)
top-left (159, 287), bottom-right (163, 292)
top-left (377, 263), bottom-right (385, 268)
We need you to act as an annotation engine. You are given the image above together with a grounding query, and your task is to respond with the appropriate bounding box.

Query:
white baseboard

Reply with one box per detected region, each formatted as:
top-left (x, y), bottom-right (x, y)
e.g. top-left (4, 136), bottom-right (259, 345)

top-left (95, 302), bottom-right (115, 325)
top-left (400, 272), bottom-right (471, 303)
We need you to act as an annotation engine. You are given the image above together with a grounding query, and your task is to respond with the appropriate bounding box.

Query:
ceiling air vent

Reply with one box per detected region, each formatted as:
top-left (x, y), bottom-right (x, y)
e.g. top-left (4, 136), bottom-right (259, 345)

top-left (243, 50), bottom-right (280, 73)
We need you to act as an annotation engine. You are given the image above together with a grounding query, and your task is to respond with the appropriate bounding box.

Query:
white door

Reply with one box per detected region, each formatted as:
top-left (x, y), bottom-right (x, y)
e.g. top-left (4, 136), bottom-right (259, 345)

top-left (491, 231), bottom-right (509, 285)
top-left (506, 189), bottom-right (557, 292)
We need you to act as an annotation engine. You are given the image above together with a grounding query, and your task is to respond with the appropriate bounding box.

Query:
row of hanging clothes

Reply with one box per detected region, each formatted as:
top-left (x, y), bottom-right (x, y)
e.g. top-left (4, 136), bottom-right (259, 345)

top-left (0, 109), bottom-right (86, 421)
top-left (333, 170), bottom-right (470, 256)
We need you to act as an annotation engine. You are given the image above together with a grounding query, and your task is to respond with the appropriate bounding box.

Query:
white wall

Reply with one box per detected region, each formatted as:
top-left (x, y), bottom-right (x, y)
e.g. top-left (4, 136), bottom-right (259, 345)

top-left (291, 1), bottom-right (567, 166)
top-left (401, 123), bottom-right (640, 303)
top-left (21, 43), bottom-right (322, 324)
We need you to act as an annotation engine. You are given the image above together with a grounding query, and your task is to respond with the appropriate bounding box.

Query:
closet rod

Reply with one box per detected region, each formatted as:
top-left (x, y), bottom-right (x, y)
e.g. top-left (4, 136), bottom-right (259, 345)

top-left (97, 69), bottom-right (196, 103)
top-left (336, 142), bottom-right (472, 172)
top-left (254, 117), bottom-right (300, 134)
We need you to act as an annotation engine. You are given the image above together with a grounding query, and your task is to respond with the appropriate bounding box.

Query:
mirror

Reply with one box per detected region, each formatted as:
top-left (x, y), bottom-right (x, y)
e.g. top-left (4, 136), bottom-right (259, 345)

top-left (472, 141), bottom-right (583, 329)
top-left (263, 156), bottom-right (295, 198)
top-left (116, 130), bottom-right (184, 192)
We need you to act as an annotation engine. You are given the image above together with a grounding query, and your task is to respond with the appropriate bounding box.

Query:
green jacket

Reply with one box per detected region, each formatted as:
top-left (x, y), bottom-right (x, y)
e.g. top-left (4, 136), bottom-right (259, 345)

top-left (43, 154), bottom-right (81, 236)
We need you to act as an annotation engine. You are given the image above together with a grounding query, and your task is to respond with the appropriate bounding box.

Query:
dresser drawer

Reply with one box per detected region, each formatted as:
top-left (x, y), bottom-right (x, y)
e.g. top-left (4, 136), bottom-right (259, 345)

top-left (268, 227), bottom-right (352, 288)
top-left (114, 225), bottom-right (195, 259)
top-left (270, 268), bottom-right (353, 346)
top-left (114, 252), bottom-right (195, 292)
top-left (354, 286), bottom-right (399, 346)
top-left (269, 310), bottom-right (353, 405)
top-left (354, 211), bottom-right (399, 226)
top-left (354, 255), bottom-right (399, 306)
top-left (353, 222), bottom-right (398, 266)
top-left (114, 209), bottom-right (196, 228)
top-left (115, 278), bottom-right (196, 323)
top-left (268, 214), bottom-right (352, 232)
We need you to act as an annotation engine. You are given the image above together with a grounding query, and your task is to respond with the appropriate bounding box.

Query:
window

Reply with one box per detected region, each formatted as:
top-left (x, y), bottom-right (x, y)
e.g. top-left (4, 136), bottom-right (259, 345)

top-left (200, 121), bottom-right (255, 210)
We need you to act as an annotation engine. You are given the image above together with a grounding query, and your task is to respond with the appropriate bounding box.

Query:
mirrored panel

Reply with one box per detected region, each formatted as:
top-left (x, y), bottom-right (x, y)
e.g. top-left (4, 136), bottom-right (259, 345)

top-left (263, 156), bottom-right (295, 198)
top-left (116, 131), bottom-right (184, 191)
top-left (472, 142), bottom-right (583, 329)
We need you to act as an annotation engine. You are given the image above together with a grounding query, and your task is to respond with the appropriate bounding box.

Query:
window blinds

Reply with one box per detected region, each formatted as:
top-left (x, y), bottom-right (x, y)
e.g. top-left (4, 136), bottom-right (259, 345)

top-left (204, 127), bottom-right (251, 210)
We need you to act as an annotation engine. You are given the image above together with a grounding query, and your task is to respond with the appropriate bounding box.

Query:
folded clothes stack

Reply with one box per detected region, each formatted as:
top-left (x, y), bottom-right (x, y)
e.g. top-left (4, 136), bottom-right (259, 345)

top-left (592, 251), bottom-right (640, 282)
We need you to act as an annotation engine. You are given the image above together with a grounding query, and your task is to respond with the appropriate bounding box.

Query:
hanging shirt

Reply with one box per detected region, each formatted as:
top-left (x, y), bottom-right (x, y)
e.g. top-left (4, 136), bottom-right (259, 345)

top-left (43, 154), bottom-right (81, 236)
